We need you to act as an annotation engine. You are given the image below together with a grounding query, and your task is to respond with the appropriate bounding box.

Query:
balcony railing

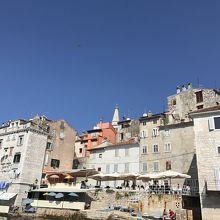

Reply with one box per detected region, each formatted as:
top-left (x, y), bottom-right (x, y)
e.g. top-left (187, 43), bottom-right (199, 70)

top-left (207, 180), bottom-right (220, 191)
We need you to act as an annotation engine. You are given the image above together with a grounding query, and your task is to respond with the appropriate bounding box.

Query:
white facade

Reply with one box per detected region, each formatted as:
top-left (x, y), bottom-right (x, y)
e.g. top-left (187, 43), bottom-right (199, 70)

top-left (0, 119), bottom-right (48, 206)
top-left (87, 142), bottom-right (140, 187)
top-left (191, 107), bottom-right (220, 220)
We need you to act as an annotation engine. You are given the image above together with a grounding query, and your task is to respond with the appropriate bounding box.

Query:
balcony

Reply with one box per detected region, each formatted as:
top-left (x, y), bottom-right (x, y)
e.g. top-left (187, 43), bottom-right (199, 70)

top-left (206, 180), bottom-right (220, 192)
top-left (48, 182), bottom-right (81, 189)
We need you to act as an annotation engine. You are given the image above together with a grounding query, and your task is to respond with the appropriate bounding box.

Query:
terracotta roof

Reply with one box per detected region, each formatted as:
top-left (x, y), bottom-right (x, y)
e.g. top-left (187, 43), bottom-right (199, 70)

top-left (190, 105), bottom-right (220, 114)
top-left (88, 139), bottom-right (138, 151)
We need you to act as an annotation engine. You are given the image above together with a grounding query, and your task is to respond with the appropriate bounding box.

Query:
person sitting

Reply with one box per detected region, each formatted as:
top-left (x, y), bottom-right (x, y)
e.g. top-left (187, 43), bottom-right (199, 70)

top-left (169, 209), bottom-right (176, 220)
top-left (81, 181), bottom-right (86, 189)
top-left (162, 209), bottom-right (168, 220)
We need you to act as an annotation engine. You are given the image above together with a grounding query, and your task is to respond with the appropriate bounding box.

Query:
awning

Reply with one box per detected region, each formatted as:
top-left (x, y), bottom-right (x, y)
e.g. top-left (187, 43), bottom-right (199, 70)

top-left (0, 182), bottom-right (9, 190)
top-left (31, 188), bottom-right (88, 193)
top-left (0, 193), bottom-right (17, 200)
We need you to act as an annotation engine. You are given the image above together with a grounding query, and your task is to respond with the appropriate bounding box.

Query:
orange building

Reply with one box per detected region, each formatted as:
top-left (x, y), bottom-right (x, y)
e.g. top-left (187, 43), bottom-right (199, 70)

top-left (79, 122), bottom-right (116, 157)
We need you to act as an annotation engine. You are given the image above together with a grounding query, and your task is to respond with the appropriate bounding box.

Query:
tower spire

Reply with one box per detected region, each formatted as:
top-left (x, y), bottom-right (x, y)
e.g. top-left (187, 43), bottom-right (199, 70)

top-left (112, 104), bottom-right (119, 128)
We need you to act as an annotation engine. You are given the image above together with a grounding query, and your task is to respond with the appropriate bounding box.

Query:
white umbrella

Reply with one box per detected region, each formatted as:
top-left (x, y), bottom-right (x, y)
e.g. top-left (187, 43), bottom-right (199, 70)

top-left (157, 170), bottom-right (191, 179)
top-left (88, 173), bottom-right (106, 181)
top-left (119, 173), bottom-right (140, 181)
top-left (137, 173), bottom-right (161, 182)
top-left (104, 172), bottom-right (121, 181)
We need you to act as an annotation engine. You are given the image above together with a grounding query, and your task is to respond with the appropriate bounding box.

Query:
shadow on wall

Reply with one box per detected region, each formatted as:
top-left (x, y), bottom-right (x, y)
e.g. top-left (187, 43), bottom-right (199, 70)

top-left (184, 154), bottom-right (199, 195)
top-left (201, 191), bottom-right (220, 208)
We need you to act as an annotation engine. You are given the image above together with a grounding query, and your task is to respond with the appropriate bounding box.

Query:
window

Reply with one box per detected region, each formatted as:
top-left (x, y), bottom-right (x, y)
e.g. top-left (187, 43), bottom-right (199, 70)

top-left (99, 153), bottom-right (102, 158)
top-left (17, 135), bottom-right (24, 146)
top-left (164, 129), bottom-right (170, 137)
top-left (196, 91), bottom-right (203, 103)
top-left (142, 146), bottom-right (147, 154)
top-left (124, 163), bottom-right (129, 173)
top-left (13, 153), bottom-right (21, 163)
top-left (114, 164), bottom-right (118, 172)
top-left (46, 142), bottom-right (52, 150)
top-left (152, 128), bottom-right (159, 137)
top-left (197, 105), bottom-right (203, 110)
top-left (143, 163), bottom-right (147, 172)
top-left (92, 140), bottom-right (96, 146)
top-left (164, 143), bottom-right (171, 152)
top-left (42, 173), bottom-right (46, 179)
top-left (172, 99), bottom-right (176, 105)
top-left (166, 161), bottom-right (172, 170)
top-left (106, 164), bottom-right (110, 173)
top-left (120, 133), bottom-right (124, 141)
top-left (217, 146), bottom-right (220, 155)
top-left (153, 144), bottom-right (159, 153)
top-left (9, 147), bottom-right (14, 156)
top-left (153, 120), bottom-right (157, 124)
top-left (143, 121), bottom-right (146, 126)
top-left (122, 123), bottom-right (130, 128)
top-left (141, 130), bottom-right (148, 138)
top-left (115, 149), bottom-right (119, 157)
top-left (216, 142), bottom-right (220, 156)
top-left (153, 161), bottom-right (159, 172)
top-left (0, 139), bottom-right (2, 149)
top-left (79, 148), bottom-right (82, 154)
top-left (51, 159), bottom-right (60, 168)
top-left (209, 117), bottom-right (220, 130)
top-left (125, 148), bottom-right (129, 156)
top-left (214, 117), bottom-right (220, 129)
top-left (97, 167), bottom-right (101, 172)
top-left (72, 159), bottom-right (79, 169)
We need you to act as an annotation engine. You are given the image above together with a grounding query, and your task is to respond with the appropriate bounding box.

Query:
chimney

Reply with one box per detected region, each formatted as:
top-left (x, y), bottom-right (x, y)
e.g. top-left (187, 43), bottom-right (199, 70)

top-left (188, 82), bottom-right (192, 90)
top-left (148, 111), bottom-right (152, 117)
top-left (182, 85), bottom-right (186, 91)
top-left (176, 86), bottom-right (180, 94)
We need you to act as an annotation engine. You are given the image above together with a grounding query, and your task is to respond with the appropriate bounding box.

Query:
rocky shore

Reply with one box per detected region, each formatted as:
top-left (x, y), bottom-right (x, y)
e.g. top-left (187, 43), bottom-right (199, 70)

top-left (3, 209), bottom-right (138, 220)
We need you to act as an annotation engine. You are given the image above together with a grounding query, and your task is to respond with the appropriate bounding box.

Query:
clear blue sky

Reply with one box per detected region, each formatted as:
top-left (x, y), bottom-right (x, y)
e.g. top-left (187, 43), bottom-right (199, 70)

top-left (1, 1), bottom-right (220, 132)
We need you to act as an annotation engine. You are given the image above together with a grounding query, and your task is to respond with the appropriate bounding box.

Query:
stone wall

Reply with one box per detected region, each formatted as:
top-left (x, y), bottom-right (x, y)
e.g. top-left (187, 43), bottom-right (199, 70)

top-left (89, 189), bottom-right (187, 219)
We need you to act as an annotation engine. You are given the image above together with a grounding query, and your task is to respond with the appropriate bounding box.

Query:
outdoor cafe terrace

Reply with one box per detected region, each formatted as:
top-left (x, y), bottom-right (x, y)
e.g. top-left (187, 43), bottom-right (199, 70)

top-left (42, 169), bottom-right (196, 196)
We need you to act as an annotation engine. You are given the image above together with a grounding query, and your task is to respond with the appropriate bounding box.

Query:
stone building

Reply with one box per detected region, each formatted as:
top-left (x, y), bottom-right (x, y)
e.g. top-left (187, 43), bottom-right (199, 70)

top-left (87, 140), bottom-right (140, 187)
top-left (28, 116), bottom-right (77, 183)
top-left (116, 117), bottom-right (140, 143)
top-left (167, 83), bottom-right (220, 124)
top-left (139, 112), bottom-right (165, 173)
top-left (0, 118), bottom-right (48, 207)
top-left (0, 115), bottom-right (77, 209)
top-left (41, 118), bottom-right (76, 174)
top-left (139, 83), bottom-right (220, 189)
top-left (190, 106), bottom-right (220, 220)
top-left (112, 104), bottom-right (140, 143)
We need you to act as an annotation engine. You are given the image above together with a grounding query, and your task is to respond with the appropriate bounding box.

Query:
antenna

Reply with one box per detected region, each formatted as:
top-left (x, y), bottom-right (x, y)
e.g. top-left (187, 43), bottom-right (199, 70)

top-left (197, 77), bottom-right (200, 87)
top-left (127, 108), bottom-right (131, 118)
top-left (163, 101), bottom-right (166, 113)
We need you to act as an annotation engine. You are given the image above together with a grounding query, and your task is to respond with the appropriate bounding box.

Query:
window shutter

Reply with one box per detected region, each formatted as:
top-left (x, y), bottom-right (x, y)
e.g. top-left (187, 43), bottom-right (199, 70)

top-left (208, 118), bottom-right (215, 130)
top-left (214, 168), bottom-right (220, 190)
top-left (44, 154), bottom-right (49, 166)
